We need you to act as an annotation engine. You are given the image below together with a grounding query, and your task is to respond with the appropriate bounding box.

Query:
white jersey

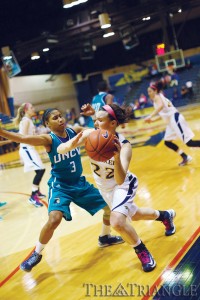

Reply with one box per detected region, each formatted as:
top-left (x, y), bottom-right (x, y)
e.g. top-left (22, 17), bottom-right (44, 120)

top-left (18, 117), bottom-right (44, 172)
top-left (90, 133), bottom-right (135, 192)
top-left (154, 94), bottom-right (194, 143)
top-left (154, 93), bottom-right (177, 123)
top-left (19, 117), bottom-right (36, 148)
top-left (90, 132), bottom-right (138, 219)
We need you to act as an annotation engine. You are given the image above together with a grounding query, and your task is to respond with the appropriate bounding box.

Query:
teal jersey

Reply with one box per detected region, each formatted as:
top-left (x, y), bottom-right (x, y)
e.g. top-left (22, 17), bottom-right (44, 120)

top-left (47, 128), bottom-right (82, 184)
top-left (92, 92), bottom-right (107, 113)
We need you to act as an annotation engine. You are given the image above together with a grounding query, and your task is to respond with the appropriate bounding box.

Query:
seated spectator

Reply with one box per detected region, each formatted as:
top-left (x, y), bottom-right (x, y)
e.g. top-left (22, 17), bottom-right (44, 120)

top-left (36, 124), bottom-right (50, 134)
top-left (170, 71), bottom-right (179, 87)
top-left (0, 136), bottom-right (16, 154)
top-left (134, 99), bottom-right (140, 110)
top-left (181, 85), bottom-right (189, 99)
top-left (138, 93), bottom-right (148, 109)
top-left (172, 87), bottom-right (181, 102)
top-left (185, 81), bottom-right (194, 99)
top-left (65, 109), bottom-right (72, 123)
top-left (148, 63), bottom-right (158, 77)
top-left (66, 108), bottom-right (79, 125)
top-left (185, 58), bottom-right (192, 70)
top-left (160, 75), bottom-right (170, 89)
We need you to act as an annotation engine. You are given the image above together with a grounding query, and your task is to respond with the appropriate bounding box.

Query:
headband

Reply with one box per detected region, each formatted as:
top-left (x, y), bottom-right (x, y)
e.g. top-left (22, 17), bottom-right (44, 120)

top-left (24, 103), bottom-right (30, 112)
top-left (149, 84), bottom-right (157, 90)
top-left (42, 108), bottom-right (56, 126)
top-left (102, 105), bottom-right (119, 124)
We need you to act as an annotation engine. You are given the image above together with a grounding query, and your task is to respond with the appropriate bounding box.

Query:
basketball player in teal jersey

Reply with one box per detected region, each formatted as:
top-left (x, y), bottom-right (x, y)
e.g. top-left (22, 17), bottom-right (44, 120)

top-left (92, 80), bottom-right (114, 113)
top-left (58, 104), bottom-right (176, 272)
top-left (0, 109), bottom-right (123, 272)
top-left (81, 80), bottom-right (114, 122)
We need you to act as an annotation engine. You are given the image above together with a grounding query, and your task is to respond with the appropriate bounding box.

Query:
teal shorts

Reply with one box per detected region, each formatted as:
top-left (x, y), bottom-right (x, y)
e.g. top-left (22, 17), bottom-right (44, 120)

top-left (48, 176), bottom-right (107, 221)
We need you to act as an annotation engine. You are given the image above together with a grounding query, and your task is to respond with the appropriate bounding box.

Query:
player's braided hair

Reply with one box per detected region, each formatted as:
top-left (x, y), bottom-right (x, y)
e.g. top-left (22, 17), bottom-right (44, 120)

top-left (42, 108), bottom-right (57, 127)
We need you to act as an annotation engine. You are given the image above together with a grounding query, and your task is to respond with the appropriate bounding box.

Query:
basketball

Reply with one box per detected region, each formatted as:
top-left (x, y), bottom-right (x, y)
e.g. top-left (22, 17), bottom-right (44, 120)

top-left (85, 129), bottom-right (117, 162)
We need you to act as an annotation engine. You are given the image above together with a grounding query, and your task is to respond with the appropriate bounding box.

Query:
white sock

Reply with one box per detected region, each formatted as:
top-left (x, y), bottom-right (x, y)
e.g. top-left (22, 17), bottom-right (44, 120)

top-left (178, 149), bottom-right (183, 155)
top-left (35, 241), bottom-right (46, 254)
top-left (100, 224), bottom-right (111, 237)
top-left (155, 210), bottom-right (160, 219)
top-left (32, 185), bottom-right (39, 192)
top-left (131, 239), bottom-right (141, 248)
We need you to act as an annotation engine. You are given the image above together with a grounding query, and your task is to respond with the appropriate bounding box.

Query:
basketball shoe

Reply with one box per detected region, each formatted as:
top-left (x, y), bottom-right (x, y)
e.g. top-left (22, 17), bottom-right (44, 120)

top-left (135, 243), bottom-right (156, 272)
top-left (179, 155), bottom-right (192, 166)
top-left (29, 194), bottom-right (43, 207)
top-left (98, 235), bottom-right (124, 247)
top-left (36, 189), bottom-right (46, 199)
top-left (20, 251), bottom-right (42, 272)
top-left (162, 209), bottom-right (176, 236)
top-left (0, 201), bottom-right (7, 207)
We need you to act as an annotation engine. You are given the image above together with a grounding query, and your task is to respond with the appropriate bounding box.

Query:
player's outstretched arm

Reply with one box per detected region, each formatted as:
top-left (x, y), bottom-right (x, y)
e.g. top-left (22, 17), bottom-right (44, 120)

top-left (144, 95), bottom-right (164, 123)
top-left (0, 125), bottom-right (51, 147)
top-left (0, 139), bottom-right (12, 146)
top-left (57, 128), bottom-right (94, 154)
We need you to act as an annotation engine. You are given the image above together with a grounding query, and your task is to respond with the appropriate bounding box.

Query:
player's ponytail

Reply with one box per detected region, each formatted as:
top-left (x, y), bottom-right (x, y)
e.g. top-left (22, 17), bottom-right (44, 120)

top-left (13, 103), bottom-right (27, 126)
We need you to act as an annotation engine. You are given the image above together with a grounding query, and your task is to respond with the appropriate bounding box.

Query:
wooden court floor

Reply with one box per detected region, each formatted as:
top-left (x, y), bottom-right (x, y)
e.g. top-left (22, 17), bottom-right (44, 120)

top-left (0, 104), bottom-right (200, 300)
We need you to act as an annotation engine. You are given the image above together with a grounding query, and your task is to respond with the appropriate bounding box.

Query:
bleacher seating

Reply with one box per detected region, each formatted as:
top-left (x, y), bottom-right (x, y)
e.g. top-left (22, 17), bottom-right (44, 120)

top-left (0, 113), bottom-right (18, 155)
top-left (124, 64), bottom-right (200, 108)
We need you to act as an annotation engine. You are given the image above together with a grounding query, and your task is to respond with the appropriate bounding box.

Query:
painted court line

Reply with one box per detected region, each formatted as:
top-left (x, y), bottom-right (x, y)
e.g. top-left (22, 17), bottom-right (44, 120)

top-left (141, 226), bottom-right (200, 300)
top-left (0, 191), bottom-right (47, 288)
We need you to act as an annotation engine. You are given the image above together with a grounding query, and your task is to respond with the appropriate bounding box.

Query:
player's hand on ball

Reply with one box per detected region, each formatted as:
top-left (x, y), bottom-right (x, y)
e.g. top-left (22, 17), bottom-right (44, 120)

top-left (113, 137), bottom-right (121, 157)
top-left (72, 131), bottom-right (83, 147)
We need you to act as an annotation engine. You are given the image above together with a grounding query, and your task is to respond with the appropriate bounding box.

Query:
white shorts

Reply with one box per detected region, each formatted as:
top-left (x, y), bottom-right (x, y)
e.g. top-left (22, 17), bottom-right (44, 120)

top-left (164, 112), bottom-right (194, 143)
top-left (19, 146), bottom-right (44, 173)
top-left (99, 174), bottom-right (138, 220)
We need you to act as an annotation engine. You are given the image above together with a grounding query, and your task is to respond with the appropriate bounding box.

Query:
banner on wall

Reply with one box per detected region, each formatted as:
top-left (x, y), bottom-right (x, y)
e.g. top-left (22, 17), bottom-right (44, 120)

top-left (108, 67), bottom-right (149, 105)
top-left (108, 73), bottom-right (130, 106)
top-left (110, 68), bottom-right (149, 87)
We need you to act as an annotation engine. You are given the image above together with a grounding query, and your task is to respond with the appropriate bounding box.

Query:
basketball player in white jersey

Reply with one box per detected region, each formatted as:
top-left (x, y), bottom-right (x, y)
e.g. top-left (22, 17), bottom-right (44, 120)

top-left (14, 103), bottom-right (45, 207)
top-left (58, 104), bottom-right (176, 272)
top-left (145, 82), bottom-right (200, 166)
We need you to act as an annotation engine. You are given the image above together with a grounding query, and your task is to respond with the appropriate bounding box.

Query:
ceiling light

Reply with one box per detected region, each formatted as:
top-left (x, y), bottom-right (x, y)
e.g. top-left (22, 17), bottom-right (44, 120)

top-left (63, 0), bottom-right (73, 8)
top-left (142, 16), bottom-right (151, 21)
top-left (99, 13), bottom-right (111, 29)
top-left (43, 48), bottom-right (49, 52)
top-left (31, 52), bottom-right (40, 60)
top-left (76, 0), bottom-right (88, 4)
top-left (63, 0), bottom-right (88, 8)
top-left (46, 38), bottom-right (59, 44)
top-left (178, 8), bottom-right (182, 13)
top-left (92, 45), bottom-right (97, 51)
top-left (103, 28), bottom-right (115, 38)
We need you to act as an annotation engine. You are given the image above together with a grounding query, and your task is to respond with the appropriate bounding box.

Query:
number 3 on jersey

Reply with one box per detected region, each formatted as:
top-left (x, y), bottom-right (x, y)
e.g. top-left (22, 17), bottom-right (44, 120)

top-left (70, 161), bottom-right (76, 173)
